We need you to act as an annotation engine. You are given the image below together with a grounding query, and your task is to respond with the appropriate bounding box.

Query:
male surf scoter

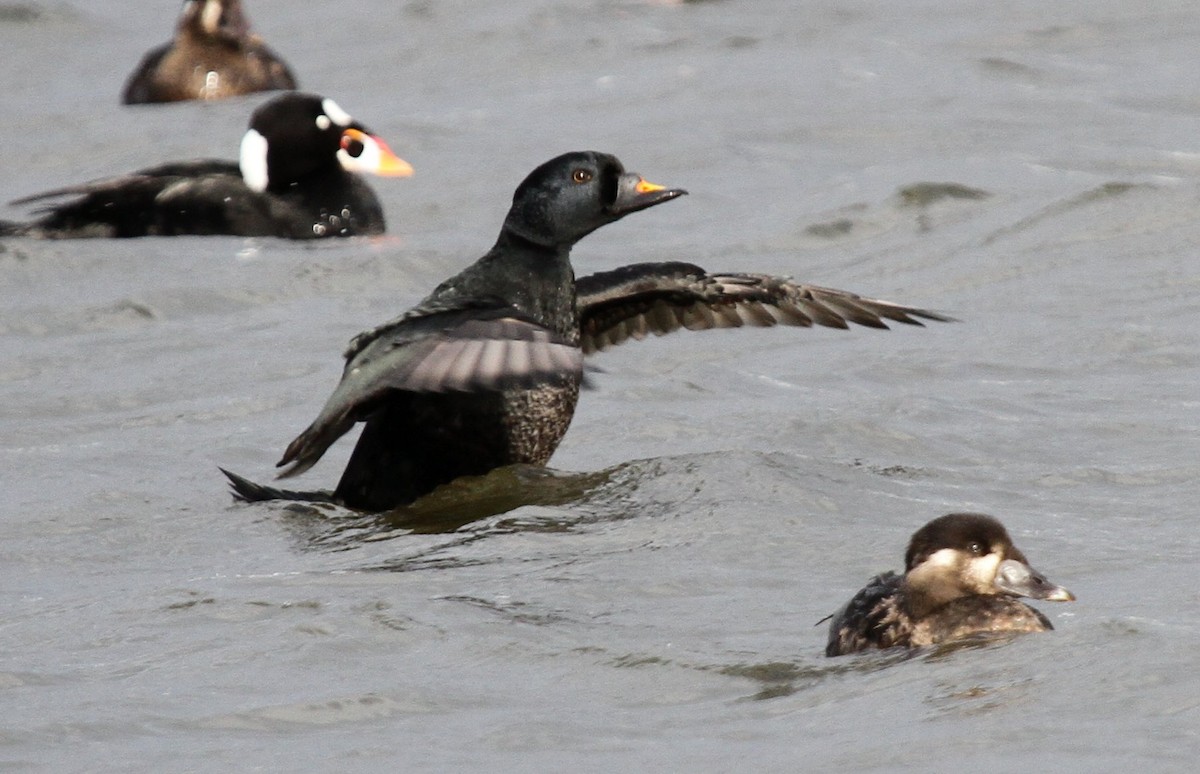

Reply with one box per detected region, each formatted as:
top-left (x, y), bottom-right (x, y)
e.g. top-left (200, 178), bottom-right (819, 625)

top-left (122, 0), bottom-right (297, 104)
top-left (1, 92), bottom-right (412, 239)
top-left (221, 150), bottom-right (950, 511)
top-left (825, 513), bottom-right (1075, 656)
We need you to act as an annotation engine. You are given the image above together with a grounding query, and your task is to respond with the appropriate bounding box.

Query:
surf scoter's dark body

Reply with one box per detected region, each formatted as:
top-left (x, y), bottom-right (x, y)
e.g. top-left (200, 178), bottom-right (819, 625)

top-left (222, 150), bottom-right (950, 512)
top-left (122, 0), bottom-right (296, 105)
top-left (1, 93), bottom-right (411, 239)
top-left (825, 513), bottom-right (1075, 656)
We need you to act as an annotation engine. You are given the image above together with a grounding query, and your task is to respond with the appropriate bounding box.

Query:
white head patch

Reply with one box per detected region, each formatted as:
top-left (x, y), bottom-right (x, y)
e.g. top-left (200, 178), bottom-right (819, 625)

top-left (320, 98), bottom-right (353, 128)
top-left (338, 133), bottom-right (381, 174)
top-left (200, 0), bottom-right (222, 35)
top-left (239, 128), bottom-right (270, 192)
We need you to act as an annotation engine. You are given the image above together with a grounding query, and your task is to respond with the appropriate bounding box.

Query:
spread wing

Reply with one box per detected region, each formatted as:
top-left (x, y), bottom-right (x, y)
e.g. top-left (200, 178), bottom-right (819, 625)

top-left (577, 262), bottom-right (953, 355)
top-left (276, 301), bottom-right (583, 479)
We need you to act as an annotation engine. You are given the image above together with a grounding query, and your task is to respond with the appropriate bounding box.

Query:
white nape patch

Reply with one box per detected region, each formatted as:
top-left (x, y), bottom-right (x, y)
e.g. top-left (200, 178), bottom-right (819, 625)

top-left (239, 128), bottom-right (270, 192)
top-left (337, 133), bottom-right (381, 174)
top-left (199, 0), bottom-right (222, 35)
top-left (321, 98), bottom-right (353, 128)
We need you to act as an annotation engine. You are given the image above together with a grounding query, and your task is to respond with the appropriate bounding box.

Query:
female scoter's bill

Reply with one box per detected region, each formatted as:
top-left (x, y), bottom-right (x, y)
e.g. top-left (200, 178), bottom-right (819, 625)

top-left (122, 0), bottom-right (297, 104)
top-left (220, 150), bottom-right (949, 513)
top-left (825, 513), bottom-right (1075, 656)
top-left (2, 92), bottom-right (412, 239)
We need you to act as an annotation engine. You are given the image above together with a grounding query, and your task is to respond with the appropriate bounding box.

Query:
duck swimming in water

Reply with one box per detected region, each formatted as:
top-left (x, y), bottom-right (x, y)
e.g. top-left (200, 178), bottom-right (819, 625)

top-left (221, 150), bottom-right (949, 512)
top-left (825, 512), bottom-right (1075, 656)
top-left (122, 0), bottom-right (297, 104)
top-left (2, 92), bottom-right (411, 239)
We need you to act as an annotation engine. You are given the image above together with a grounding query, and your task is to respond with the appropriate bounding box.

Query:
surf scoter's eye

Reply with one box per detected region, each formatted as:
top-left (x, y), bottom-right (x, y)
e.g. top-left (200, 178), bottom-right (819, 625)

top-left (572, 168), bottom-right (593, 184)
top-left (967, 541), bottom-right (985, 556)
top-left (341, 136), bottom-right (365, 158)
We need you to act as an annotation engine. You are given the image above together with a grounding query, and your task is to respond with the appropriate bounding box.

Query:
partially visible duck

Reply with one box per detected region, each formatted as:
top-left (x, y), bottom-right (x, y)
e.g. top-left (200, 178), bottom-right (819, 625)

top-left (122, 0), bottom-right (296, 105)
top-left (825, 513), bottom-right (1075, 656)
top-left (2, 92), bottom-right (412, 239)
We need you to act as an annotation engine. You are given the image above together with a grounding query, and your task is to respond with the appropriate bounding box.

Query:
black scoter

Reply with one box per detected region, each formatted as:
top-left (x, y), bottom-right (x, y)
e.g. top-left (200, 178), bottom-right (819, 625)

top-left (1, 92), bottom-right (412, 239)
top-left (122, 0), bottom-right (296, 104)
top-left (825, 513), bottom-right (1075, 656)
top-left (221, 150), bottom-right (949, 511)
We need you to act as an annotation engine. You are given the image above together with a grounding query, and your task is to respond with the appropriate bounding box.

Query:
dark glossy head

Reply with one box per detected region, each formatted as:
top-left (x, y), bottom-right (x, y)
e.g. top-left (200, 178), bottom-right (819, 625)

top-left (180, 0), bottom-right (250, 42)
top-left (502, 151), bottom-right (686, 248)
top-left (238, 92), bottom-right (412, 192)
top-left (903, 513), bottom-right (1074, 612)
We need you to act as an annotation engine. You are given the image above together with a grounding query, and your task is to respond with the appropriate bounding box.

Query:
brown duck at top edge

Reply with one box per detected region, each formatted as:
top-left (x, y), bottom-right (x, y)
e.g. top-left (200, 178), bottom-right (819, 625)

top-left (122, 0), bottom-right (296, 105)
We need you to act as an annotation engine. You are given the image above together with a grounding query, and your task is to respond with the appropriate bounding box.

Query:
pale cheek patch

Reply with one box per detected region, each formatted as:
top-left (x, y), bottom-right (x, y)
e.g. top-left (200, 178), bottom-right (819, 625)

top-left (321, 98), bottom-right (353, 128)
top-left (967, 553), bottom-right (1002, 592)
top-left (925, 548), bottom-right (959, 570)
top-left (239, 128), bottom-right (270, 192)
top-left (905, 548), bottom-right (958, 589)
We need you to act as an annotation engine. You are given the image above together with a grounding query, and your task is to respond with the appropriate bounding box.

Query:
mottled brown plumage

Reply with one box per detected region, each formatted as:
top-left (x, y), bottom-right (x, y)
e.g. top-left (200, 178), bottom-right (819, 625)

top-left (122, 0), bottom-right (296, 104)
top-left (826, 513), bottom-right (1074, 656)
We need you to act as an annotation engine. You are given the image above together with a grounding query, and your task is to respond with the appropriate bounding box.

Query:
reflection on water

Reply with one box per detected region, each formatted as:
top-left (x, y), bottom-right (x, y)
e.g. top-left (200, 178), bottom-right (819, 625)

top-left (270, 453), bottom-right (724, 559)
top-left (273, 463), bottom-right (621, 550)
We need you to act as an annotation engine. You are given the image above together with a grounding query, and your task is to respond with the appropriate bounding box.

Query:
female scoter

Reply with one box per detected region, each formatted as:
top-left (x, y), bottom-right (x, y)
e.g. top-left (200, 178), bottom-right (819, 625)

top-left (122, 0), bottom-right (296, 104)
top-left (221, 150), bottom-right (950, 512)
top-left (1, 92), bottom-right (412, 239)
top-left (825, 513), bottom-right (1075, 656)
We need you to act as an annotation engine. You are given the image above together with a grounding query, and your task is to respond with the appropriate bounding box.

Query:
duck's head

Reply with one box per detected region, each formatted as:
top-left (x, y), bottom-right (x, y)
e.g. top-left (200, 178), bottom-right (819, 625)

top-left (179, 0), bottom-right (251, 42)
top-left (902, 512), bottom-right (1075, 617)
top-left (502, 151), bottom-right (687, 249)
top-left (238, 92), bottom-right (413, 193)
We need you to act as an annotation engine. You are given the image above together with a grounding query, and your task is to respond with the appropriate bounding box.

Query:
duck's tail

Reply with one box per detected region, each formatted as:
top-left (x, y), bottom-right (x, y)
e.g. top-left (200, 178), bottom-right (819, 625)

top-left (219, 467), bottom-right (336, 504)
top-left (0, 220), bottom-right (27, 237)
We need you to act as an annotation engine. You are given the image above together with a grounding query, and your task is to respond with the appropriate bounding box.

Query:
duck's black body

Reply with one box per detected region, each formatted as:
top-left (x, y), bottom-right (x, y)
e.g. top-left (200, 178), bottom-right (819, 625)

top-left (123, 0), bottom-right (296, 105)
top-left (2, 93), bottom-right (411, 239)
top-left (826, 513), bottom-right (1075, 656)
top-left (222, 151), bottom-right (949, 512)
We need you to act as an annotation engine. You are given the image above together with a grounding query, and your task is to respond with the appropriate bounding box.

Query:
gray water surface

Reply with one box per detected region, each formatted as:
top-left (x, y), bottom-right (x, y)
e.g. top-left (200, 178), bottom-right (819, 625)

top-left (2, 1), bottom-right (1199, 771)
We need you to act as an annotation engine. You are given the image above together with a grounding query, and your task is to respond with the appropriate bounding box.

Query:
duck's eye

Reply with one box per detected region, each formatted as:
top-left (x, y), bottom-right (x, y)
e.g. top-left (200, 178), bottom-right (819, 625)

top-left (572, 169), bottom-right (593, 184)
top-left (967, 541), bottom-right (986, 556)
top-left (341, 136), bottom-right (365, 158)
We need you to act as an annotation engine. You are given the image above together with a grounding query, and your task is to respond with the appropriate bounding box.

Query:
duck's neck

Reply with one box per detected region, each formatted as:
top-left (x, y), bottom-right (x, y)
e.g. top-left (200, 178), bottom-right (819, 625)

top-left (442, 231), bottom-right (579, 338)
top-left (901, 575), bottom-right (971, 620)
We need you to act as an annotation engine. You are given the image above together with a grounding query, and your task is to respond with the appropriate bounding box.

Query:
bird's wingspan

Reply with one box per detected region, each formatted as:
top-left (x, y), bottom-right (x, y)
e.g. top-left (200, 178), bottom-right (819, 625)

top-left (577, 261), bottom-right (954, 354)
top-left (276, 303), bottom-right (583, 479)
